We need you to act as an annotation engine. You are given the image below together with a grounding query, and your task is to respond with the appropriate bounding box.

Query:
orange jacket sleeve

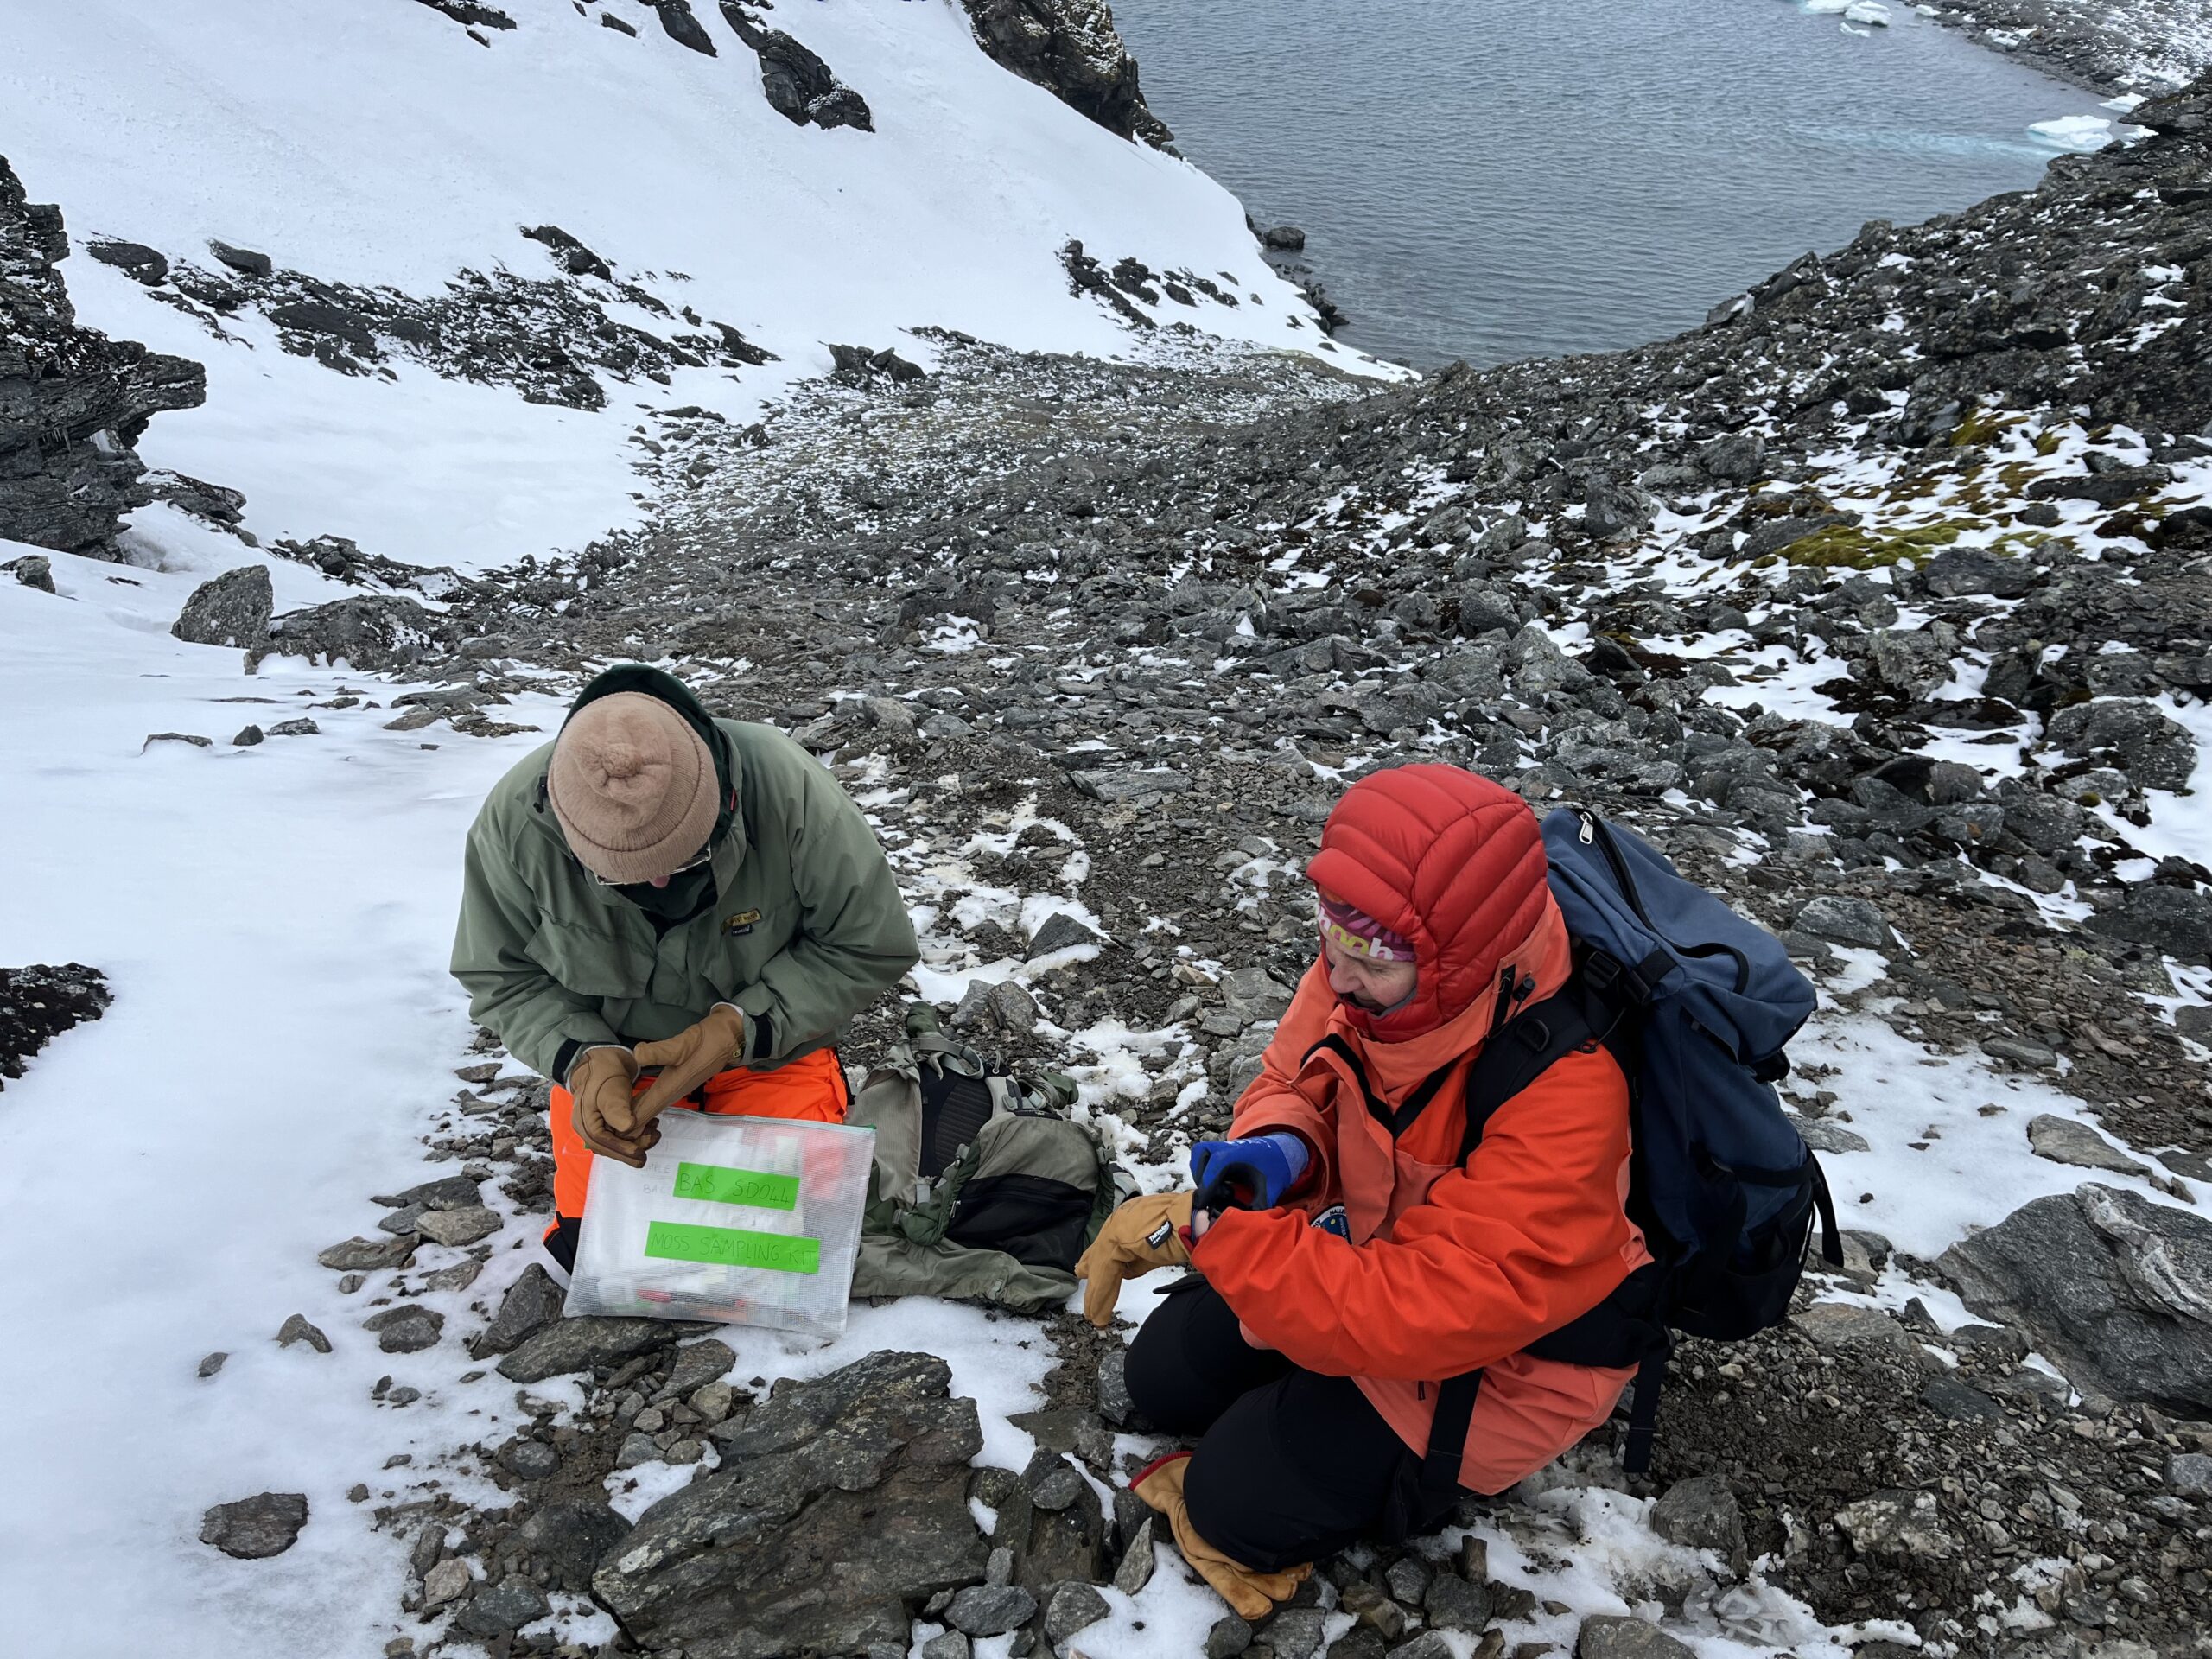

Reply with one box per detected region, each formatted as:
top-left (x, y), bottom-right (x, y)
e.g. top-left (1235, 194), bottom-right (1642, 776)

top-left (1224, 960), bottom-right (1338, 1197)
top-left (1192, 1045), bottom-right (1635, 1382)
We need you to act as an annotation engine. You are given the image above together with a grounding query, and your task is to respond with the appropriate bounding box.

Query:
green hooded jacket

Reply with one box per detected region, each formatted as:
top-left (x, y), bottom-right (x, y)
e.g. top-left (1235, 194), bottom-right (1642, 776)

top-left (451, 665), bottom-right (919, 1081)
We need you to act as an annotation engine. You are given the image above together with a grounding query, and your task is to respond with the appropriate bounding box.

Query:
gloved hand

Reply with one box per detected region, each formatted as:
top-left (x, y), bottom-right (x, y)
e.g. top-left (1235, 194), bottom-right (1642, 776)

top-left (1190, 1132), bottom-right (1310, 1211)
top-left (1073, 1191), bottom-right (1193, 1326)
top-left (629, 1004), bottom-right (748, 1126)
top-left (1132, 1452), bottom-right (1312, 1619)
top-left (569, 1045), bottom-right (651, 1166)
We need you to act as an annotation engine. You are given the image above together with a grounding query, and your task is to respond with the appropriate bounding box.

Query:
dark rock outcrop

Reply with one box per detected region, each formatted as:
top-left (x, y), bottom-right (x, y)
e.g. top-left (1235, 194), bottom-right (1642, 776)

top-left (1, 155), bottom-right (206, 556)
top-left (720, 4), bottom-right (874, 130)
top-left (956, 0), bottom-right (1171, 148)
top-left (1938, 1184), bottom-right (2212, 1414)
top-left (0, 963), bottom-right (111, 1090)
top-left (594, 1351), bottom-right (987, 1656)
top-left (645, 0), bottom-right (717, 56)
top-left (260, 594), bottom-right (446, 671)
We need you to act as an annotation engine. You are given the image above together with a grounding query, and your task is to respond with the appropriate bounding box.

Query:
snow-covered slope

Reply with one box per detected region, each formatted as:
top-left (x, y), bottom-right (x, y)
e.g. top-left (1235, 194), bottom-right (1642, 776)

top-left (1, 0), bottom-right (1340, 568)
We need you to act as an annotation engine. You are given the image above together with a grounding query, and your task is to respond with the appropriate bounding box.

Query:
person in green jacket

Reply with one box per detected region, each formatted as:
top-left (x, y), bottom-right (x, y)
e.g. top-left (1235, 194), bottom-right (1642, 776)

top-left (452, 664), bottom-right (919, 1270)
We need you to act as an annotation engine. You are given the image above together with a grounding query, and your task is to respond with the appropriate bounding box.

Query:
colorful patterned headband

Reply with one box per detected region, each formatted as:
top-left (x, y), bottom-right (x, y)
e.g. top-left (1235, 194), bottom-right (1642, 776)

top-left (1317, 893), bottom-right (1414, 963)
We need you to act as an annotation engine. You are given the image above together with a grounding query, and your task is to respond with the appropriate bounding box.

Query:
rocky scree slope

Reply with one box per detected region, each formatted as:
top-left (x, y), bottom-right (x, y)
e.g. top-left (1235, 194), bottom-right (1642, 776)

top-left (178, 71), bottom-right (2212, 1659)
top-left (0, 154), bottom-right (204, 556)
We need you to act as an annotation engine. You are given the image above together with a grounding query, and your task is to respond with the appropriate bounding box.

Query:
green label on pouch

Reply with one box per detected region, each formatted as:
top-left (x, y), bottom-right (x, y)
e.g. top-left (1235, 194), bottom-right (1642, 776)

top-left (672, 1162), bottom-right (800, 1210)
top-left (645, 1221), bottom-right (820, 1274)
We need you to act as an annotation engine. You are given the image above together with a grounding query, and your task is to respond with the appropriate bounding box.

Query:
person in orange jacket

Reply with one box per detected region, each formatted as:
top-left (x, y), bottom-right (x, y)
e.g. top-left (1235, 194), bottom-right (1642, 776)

top-left (1077, 765), bottom-right (1647, 1616)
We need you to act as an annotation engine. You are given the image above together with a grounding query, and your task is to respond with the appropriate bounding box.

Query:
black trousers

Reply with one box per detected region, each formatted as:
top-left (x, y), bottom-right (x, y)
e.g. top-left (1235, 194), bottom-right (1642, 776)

top-left (1123, 1277), bottom-right (1441, 1571)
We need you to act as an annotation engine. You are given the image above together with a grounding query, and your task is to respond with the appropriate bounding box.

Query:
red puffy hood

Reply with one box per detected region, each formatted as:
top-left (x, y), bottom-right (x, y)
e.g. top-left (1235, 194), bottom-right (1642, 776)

top-left (1306, 765), bottom-right (1554, 1041)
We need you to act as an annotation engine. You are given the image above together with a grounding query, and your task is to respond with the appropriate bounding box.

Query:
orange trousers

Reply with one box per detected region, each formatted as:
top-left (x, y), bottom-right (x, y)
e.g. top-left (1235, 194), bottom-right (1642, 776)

top-left (548, 1047), bottom-right (850, 1220)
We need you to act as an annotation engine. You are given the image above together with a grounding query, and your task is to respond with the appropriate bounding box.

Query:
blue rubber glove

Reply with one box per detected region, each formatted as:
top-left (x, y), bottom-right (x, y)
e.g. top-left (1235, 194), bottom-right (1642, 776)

top-left (1189, 1132), bottom-right (1311, 1211)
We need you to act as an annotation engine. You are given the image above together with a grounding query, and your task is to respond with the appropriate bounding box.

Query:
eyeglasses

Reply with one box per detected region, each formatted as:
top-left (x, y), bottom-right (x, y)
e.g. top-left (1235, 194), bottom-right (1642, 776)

top-left (583, 840), bottom-right (715, 888)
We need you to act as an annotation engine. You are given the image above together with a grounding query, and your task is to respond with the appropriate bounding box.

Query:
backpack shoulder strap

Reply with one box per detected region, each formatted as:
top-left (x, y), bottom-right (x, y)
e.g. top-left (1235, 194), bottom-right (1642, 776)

top-left (1456, 975), bottom-right (1618, 1166)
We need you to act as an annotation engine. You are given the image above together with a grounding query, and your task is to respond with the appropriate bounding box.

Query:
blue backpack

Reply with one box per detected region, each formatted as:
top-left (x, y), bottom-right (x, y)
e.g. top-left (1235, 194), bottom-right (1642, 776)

top-left (1420, 806), bottom-right (1840, 1497)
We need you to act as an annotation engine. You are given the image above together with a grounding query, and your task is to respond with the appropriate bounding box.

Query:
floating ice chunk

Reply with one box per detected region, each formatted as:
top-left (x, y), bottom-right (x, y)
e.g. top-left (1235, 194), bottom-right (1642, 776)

top-left (1803, 0), bottom-right (1852, 11)
top-left (2028, 114), bottom-right (2116, 151)
top-left (1845, 2), bottom-right (1891, 24)
top-left (2102, 92), bottom-right (2147, 112)
top-left (1840, 22), bottom-right (1871, 35)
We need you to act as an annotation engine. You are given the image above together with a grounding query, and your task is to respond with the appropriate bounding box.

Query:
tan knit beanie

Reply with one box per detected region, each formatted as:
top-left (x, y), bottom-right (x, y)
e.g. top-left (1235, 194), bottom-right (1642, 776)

top-left (548, 692), bottom-right (718, 884)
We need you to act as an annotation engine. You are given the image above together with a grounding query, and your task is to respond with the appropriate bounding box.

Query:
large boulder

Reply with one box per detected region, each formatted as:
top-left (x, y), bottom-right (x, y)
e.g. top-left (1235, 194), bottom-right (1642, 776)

top-left (1937, 1184), bottom-right (2212, 1414)
top-left (2089, 884), bottom-right (2212, 965)
top-left (2044, 698), bottom-right (2199, 793)
top-left (0, 155), bottom-right (206, 556)
top-left (263, 594), bottom-right (443, 671)
top-left (171, 565), bottom-right (273, 648)
top-left (720, 3), bottom-right (874, 130)
top-left (595, 1351), bottom-right (988, 1656)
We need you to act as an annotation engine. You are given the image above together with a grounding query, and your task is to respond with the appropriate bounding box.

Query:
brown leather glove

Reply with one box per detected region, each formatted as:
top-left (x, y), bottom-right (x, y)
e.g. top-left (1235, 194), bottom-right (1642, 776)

top-left (1132, 1452), bottom-right (1313, 1619)
top-left (629, 1003), bottom-right (747, 1127)
top-left (569, 1045), bottom-right (651, 1167)
top-left (1074, 1190), bottom-right (1193, 1327)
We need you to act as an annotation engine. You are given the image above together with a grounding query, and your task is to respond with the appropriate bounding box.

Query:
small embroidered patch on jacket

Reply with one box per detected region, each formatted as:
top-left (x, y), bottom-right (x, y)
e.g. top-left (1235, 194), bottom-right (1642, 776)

top-left (722, 908), bottom-right (762, 935)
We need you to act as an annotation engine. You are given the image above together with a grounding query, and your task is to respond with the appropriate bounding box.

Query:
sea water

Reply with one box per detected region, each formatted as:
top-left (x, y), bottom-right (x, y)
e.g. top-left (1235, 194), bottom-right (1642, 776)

top-left (1112, 0), bottom-right (2094, 366)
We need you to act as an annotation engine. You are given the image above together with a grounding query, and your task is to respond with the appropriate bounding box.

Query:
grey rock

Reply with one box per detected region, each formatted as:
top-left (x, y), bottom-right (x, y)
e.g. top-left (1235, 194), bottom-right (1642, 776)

top-left (1865, 622), bottom-right (1961, 701)
top-left (264, 594), bottom-right (442, 671)
top-left (232, 725), bottom-right (263, 747)
top-left (197, 1351), bottom-right (226, 1378)
top-left (2089, 884), bottom-right (2212, 966)
top-left (268, 299), bottom-right (373, 351)
top-left (1794, 1302), bottom-right (1915, 1356)
top-left (2167, 1452), bottom-right (2212, 1496)
top-left (1267, 1608), bottom-right (1328, 1659)
top-left (920, 1634), bottom-right (971, 1659)
top-left (1793, 895), bottom-right (1890, 949)
top-left (208, 239), bottom-right (273, 277)
top-left (1832, 1488), bottom-right (1956, 1560)
top-left (1576, 1617), bottom-right (1696, 1659)
top-left (453, 1573), bottom-right (550, 1637)
top-left (496, 1315), bottom-right (677, 1382)
top-left (499, 1436), bottom-right (562, 1480)
top-left (413, 1205), bottom-right (501, 1246)
top-left (276, 1313), bottom-right (330, 1352)
top-left (1921, 545), bottom-right (2037, 600)
top-left (1113, 1515), bottom-right (1157, 1594)
top-left (1027, 1459), bottom-right (1088, 1512)
top-left (1792, 1116), bottom-right (1871, 1155)
top-left (667, 1336), bottom-right (738, 1396)
top-left (1421, 1571), bottom-right (1491, 1632)
top-left (171, 566), bottom-right (272, 648)
top-left (317, 1235), bottom-right (412, 1271)
top-left (200, 1491), bottom-right (308, 1559)
top-left (1940, 1184), bottom-right (2212, 1413)
top-left (1027, 911), bottom-right (1103, 957)
top-left (1070, 766), bottom-right (1190, 803)
top-left (7, 554), bottom-right (54, 592)
top-left (595, 1352), bottom-right (986, 1658)
top-left (945, 1584), bottom-right (1036, 1637)
top-left (1981, 1035), bottom-right (2060, 1069)
top-left (1382, 1556), bottom-right (1431, 1606)
top-left (1096, 1347), bottom-right (1135, 1427)
top-left (372, 1173), bottom-right (483, 1211)
top-left (1260, 225), bottom-right (1306, 251)
top-left (2026, 1113), bottom-right (2148, 1176)
top-left (1045, 1580), bottom-right (1109, 1642)
top-left (1697, 431), bottom-right (1767, 483)
top-left (1649, 1474), bottom-right (1743, 1555)
top-left (1919, 1375), bottom-right (2005, 1422)
top-left (1217, 965), bottom-right (1294, 1029)
top-left (267, 716), bottom-right (319, 738)
top-left (2046, 699), bottom-right (2198, 792)
top-left (362, 1304), bottom-right (443, 1354)
top-left (1385, 1636), bottom-right (1454, 1659)
top-left (721, 4), bottom-right (876, 131)
top-left (468, 1263), bottom-right (565, 1358)
top-left (1206, 1611), bottom-right (1255, 1657)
